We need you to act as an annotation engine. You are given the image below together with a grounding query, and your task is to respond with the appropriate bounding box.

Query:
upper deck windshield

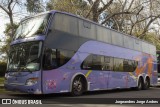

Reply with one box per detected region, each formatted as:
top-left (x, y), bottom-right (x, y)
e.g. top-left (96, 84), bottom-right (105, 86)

top-left (7, 41), bottom-right (42, 72)
top-left (13, 13), bottom-right (50, 40)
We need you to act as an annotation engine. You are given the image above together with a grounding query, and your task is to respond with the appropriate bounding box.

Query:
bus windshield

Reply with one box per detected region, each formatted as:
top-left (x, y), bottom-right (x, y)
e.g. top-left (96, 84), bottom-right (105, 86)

top-left (7, 41), bottom-right (42, 72)
top-left (13, 13), bottom-right (50, 40)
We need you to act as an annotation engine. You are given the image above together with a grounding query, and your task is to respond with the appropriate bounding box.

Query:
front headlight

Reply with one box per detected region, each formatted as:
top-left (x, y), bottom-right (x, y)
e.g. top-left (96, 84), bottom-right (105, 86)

top-left (25, 78), bottom-right (38, 86)
top-left (4, 74), bottom-right (9, 83)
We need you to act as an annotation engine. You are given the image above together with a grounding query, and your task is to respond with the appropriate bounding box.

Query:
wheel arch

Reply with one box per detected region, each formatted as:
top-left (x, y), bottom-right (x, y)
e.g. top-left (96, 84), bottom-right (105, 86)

top-left (137, 75), bottom-right (144, 86)
top-left (69, 72), bottom-right (88, 92)
top-left (144, 75), bottom-right (150, 87)
top-left (144, 75), bottom-right (150, 82)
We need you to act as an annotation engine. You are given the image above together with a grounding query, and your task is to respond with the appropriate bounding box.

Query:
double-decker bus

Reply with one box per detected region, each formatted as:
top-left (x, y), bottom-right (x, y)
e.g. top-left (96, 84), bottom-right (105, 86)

top-left (4, 10), bottom-right (158, 95)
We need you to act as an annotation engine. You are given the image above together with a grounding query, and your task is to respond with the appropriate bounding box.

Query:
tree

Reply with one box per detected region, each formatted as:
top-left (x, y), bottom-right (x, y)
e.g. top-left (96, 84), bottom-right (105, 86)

top-left (0, 23), bottom-right (18, 60)
top-left (25, 0), bottom-right (44, 14)
top-left (0, 61), bottom-right (7, 76)
top-left (86, 0), bottom-right (114, 22)
top-left (46, 0), bottom-right (90, 18)
top-left (0, 0), bottom-right (21, 37)
top-left (142, 32), bottom-right (160, 50)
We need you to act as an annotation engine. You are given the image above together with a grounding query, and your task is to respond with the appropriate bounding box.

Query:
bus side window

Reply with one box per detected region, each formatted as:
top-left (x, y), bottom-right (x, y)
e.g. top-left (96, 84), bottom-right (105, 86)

top-left (44, 49), bottom-right (58, 70)
top-left (92, 55), bottom-right (102, 70)
top-left (43, 48), bottom-right (52, 69)
top-left (123, 60), bottom-right (138, 72)
top-left (43, 48), bottom-right (75, 70)
top-left (104, 56), bottom-right (113, 71)
top-left (113, 58), bottom-right (123, 71)
top-left (81, 55), bottom-right (92, 70)
top-left (81, 55), bottom-right (104, 71)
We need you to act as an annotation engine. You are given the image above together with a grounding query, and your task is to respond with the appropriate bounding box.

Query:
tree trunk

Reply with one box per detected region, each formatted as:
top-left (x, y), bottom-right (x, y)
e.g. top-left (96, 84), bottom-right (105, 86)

top-left (8, 12), bottom-right (14, 37)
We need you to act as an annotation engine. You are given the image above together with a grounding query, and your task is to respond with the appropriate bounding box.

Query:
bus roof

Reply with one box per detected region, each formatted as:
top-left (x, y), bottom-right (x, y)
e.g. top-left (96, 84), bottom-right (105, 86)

top-left (49, 10), bottom-right (155, 47)
top-left (20, 10), bottom-right (155, 48)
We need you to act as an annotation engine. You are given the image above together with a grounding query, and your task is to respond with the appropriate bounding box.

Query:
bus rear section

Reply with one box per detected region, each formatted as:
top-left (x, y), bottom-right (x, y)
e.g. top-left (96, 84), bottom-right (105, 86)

top-left (156, 51), bottom-right (160, 85)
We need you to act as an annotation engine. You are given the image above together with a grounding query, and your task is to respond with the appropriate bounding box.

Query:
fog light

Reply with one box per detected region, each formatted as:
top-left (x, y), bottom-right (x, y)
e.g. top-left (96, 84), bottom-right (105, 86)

top-left (26, 78), bottom-right (38, 86)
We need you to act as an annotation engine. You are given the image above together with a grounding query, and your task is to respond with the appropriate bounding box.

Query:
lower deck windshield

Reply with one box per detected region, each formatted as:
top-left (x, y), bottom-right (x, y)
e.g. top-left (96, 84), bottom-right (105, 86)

top-left (7, 41), bottom-right (42, 72)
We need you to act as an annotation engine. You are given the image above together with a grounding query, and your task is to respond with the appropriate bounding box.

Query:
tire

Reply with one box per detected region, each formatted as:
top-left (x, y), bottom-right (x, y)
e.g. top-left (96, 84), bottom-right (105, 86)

top-left (136, 78), bottom-right (143, 90)
top-left (71, 76), bottom-right (84, 96)
top-left (143, 78), bottom-right (150, 90)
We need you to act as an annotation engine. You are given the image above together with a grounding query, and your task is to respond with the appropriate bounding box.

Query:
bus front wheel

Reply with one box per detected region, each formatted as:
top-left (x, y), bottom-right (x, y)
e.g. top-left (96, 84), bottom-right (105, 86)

top-left (71, 76), bottom-right (84, 96)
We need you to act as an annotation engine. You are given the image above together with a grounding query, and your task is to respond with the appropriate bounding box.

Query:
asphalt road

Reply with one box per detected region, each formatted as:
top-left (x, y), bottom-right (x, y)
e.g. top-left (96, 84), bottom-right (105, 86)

top-left (0, 87), bottom-right (160, 106)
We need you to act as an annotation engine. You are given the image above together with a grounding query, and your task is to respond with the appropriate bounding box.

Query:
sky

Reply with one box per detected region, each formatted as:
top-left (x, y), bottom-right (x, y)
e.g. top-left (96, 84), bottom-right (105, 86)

top-left (0, 2), bottom-right (29, 61)
top-left (0, 0), bottom-right (49, 61)
top-left (0, 9), bottom-right (25, 42)
top-left (0, 0), bottom-right (48, 40)
top-left (0, 10), bottom-right (9, 39)
top-left (0, 10), bottom-right (10, 60)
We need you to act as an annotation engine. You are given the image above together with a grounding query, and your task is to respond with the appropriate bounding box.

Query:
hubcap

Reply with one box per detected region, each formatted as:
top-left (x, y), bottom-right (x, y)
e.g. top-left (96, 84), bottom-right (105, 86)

top-left (73, 80), bottom-right (82, 92)
top-left (139, 81), bottom-right (142, 89)
top-left (145, 80), bottom-right (149, 88)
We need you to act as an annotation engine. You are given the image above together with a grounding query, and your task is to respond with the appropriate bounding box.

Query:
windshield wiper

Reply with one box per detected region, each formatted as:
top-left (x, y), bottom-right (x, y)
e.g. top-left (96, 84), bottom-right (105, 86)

top-left (26, 58), bottom-right (39, 64)
top-left (20, 66), bottom-right (33, 73)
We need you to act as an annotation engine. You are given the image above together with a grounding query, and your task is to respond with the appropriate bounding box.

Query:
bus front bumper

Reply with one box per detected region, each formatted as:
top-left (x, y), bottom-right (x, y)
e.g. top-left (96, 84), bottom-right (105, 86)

top-left (4, 83), bottom-right (42, 94)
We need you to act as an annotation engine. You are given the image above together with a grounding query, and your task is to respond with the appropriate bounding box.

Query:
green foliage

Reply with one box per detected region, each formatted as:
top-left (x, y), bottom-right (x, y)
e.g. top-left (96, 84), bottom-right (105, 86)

top-left (132, 31), bottom-right (160, 49)
top-left (4, 23), bottom-right (19, 37)
top-left (0, 62), bottom-right (7, 77)
top-left (142, 32), bottom-right (160, 50)
top-left (25, 0), bottom-right (44, 13)
top-left (46, 0), bottom-right (90, 17)
top-left (0, 23), bottom-right (18, 59)
top-left (0, 78), bottom-right (4, 84)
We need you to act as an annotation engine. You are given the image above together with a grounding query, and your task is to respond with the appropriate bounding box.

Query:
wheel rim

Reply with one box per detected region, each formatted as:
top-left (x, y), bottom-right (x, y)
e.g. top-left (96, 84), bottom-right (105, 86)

top-left (145, 80), bottom-right (149, 88)
top-left (73, 78), bottom-right (82, 93)
top-left (138, 80), bottom-right (142, 89)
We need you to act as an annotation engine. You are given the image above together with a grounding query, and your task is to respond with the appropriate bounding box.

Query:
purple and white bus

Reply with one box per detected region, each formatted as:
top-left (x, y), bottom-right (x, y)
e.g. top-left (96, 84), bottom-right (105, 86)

top-left (4, 10), bottom-right (158, 95)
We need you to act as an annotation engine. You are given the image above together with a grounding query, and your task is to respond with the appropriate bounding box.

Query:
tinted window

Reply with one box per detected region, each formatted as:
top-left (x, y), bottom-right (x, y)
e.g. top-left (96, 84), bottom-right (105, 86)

top-left (103, 56), bottom-right (113, 71)
top-left (134, 39), bottom-right (142, 51)
top-left (81, 55), bottom-right (113, 71)
top-left (79, 19), bottom-right (96, 39)
top-left (54, 13), bottom-right (78, 36)
top-left (97, 26), bottom-right (111, 43)
top-left (123, 59), bottom-right (129, 72)
top-left (58, 49), bottom-right (75, 66)
top-left (123, 60), bottom-right (138, 72)
top-left (43, 48), bottom-right (75, 69)
top-left (81, 55), bottom-right (103, 70)
top-left (13, 14), bottom-right (50, 40)
top-left (149, 44), bottom-right (156, 55)
top-left (81, 55), bottom-right (92, 70)
top-left (8, 41), bottom-right (42, 72)
top-left (111, 32), bottom-right (123, 46)
top-left (113, 58), bottom-right (123, 71)
top-left (92, 55), bottom-right (103, 70)
top-left (124, 35), bottom-right (134, 49)
top-left (81, 54), bottom-right (138, 72)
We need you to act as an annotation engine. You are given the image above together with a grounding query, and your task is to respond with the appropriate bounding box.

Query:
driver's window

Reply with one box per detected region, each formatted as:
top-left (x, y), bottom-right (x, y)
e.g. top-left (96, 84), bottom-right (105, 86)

top-left (27, 45), bottom-right (39, 63)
